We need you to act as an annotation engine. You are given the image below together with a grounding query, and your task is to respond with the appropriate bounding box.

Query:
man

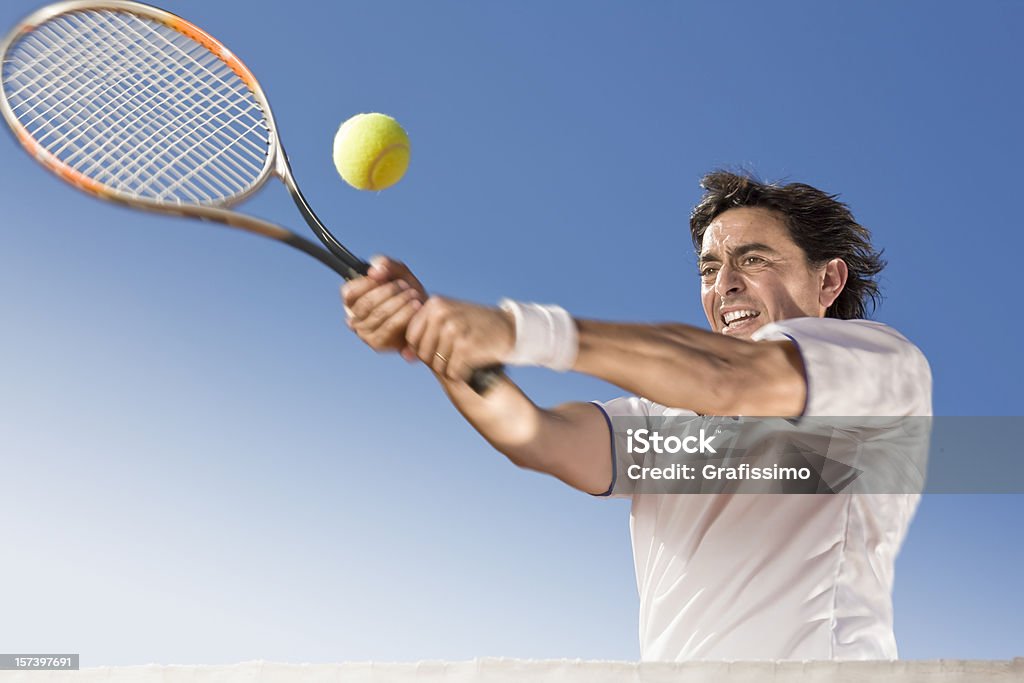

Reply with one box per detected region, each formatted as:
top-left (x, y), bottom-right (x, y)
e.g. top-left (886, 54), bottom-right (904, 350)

top-left (342, 171), bottom-right (932, 661)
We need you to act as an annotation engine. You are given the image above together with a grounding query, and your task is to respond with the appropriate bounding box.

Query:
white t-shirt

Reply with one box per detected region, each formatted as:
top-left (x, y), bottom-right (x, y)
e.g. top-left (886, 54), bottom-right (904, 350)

top-left (594, 317), bottom-right (932, 661)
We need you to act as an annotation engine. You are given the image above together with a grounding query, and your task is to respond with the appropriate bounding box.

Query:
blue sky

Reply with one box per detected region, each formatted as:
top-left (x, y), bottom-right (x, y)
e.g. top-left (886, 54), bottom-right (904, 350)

top-left (0, 0), bottom-right (1021, 666)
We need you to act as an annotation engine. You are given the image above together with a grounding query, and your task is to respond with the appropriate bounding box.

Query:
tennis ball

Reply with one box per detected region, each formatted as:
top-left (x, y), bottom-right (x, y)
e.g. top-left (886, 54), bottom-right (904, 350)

top-left (332, 113), bottom-right (410, 191)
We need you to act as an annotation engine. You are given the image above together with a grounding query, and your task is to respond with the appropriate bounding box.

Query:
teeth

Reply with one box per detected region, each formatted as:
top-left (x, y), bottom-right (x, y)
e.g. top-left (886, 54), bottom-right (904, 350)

top-left (723, 310), bottom-right (759, 325)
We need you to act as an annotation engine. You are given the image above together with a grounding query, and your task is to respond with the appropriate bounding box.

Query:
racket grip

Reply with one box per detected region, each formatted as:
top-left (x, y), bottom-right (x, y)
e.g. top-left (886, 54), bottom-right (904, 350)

top-left (469, 364), bottom-right (506, 394)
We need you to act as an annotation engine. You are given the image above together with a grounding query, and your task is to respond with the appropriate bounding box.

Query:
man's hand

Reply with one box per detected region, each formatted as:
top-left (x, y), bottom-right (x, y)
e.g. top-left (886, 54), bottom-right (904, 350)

top-left (341, 256), bottom-right (426, 360)
top-left (406, 297), bottom-right (515, 382)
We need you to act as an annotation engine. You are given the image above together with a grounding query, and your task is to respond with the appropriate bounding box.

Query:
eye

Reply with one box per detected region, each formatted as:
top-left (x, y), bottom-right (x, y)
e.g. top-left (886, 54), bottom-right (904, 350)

top-left (700, 265), bottom-right (718, 278)
top-left (743, 256), bottom-right (766, 266)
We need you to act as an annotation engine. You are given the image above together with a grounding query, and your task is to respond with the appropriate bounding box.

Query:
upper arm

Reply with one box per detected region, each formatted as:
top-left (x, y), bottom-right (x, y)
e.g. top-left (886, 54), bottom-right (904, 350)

top-left (727, 339), bottom-right (808, 417)
top-left (535, 401), bottom-right (614, 495)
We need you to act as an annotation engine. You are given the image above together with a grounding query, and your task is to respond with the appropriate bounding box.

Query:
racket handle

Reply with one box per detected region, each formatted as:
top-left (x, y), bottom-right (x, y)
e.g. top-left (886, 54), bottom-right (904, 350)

top-left (284, 180), bottom-right (502, 393)
top-left (469, 364), bottom-right (505, 394)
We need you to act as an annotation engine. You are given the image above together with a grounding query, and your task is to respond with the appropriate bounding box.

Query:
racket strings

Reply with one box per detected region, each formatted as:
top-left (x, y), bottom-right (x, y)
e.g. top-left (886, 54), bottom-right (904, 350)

top-left (109, 13), bottom-right (269, 178)
top-left (12, 10), bottom-right (270, 200)
top-left (28, 15), bottom-right (219, 187)
top-left (6, 19), bottom-right (250, 206)
top-left (14, 10), bottom-right (269, 202)
top-left (6, 21), bottom-right (128, 177)
top-left (12, 15), bottom-right (222, 200)
top-left (2, 8), bottom-right (271, 205)
top-left (91, 12), bottom-right (266, 199)
top-left (9, 16), bottom-right (198, 192)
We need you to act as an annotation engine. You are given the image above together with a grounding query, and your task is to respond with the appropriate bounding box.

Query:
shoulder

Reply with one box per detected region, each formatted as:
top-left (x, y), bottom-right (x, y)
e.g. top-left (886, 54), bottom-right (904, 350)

top-left (753, 317), bottom-right (917, 348)
top-left (753, 317), bottom-right (928, 365)
top-left (752, 317), bottom-right (932, 417)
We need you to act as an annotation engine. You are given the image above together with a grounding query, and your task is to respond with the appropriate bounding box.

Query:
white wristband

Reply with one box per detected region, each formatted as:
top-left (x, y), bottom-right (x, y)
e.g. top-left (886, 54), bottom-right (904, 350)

top-left (498, 299), bottom-right (578, 372)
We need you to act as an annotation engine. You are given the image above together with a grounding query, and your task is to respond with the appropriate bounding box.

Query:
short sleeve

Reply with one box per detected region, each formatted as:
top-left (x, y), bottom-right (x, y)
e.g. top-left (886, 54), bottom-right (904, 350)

top-left (752, 317), bottom-right (932, 417)
top-left (590, 396), bottom-right (699, 497)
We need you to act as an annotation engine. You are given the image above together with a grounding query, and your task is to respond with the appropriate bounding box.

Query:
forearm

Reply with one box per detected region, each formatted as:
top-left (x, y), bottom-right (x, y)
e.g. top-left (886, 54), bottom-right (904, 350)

top-left (433, 373), bottom-right (612, 494)
top-left (573, 319), bottom-right (805, 416)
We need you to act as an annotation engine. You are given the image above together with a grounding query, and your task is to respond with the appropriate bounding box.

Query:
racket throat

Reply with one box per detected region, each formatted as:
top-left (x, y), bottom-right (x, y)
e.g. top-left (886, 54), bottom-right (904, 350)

top-left (280, 163), bottom-right (369, 280)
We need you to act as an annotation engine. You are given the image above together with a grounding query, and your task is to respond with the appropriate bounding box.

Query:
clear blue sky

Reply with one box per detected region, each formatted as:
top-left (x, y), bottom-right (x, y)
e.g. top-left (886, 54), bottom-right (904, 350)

top-left (1, 0), bottom-right (1021, 666)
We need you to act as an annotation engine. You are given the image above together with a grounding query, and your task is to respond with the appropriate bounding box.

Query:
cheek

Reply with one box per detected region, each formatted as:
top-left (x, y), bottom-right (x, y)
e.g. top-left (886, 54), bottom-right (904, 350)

top-left (701, 287), bottom-right (717, 321)
top-left (742, 276), bottom-right (782, 313)
top-left (762, 276), bottom-right (815, 316)
top-left (784, 273), bottom-right (822, 307)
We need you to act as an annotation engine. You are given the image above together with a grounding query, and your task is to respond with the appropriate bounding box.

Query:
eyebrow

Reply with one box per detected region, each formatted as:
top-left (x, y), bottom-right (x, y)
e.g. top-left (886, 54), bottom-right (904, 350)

top-left (698, 242), bottom-right (781, 265)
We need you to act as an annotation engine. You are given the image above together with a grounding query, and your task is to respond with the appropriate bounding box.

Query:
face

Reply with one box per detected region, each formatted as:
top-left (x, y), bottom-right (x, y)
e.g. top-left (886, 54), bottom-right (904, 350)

top-left (699, 207), bottom-right (842, 339)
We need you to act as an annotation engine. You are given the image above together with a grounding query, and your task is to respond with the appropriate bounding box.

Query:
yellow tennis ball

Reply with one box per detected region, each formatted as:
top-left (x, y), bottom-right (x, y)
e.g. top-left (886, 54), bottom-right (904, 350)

top-left (332, 113), bottom-right (411, 191)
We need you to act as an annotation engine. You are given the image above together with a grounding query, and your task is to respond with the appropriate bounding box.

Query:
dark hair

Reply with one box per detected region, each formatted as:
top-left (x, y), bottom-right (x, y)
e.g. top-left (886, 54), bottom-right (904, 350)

top-left (689, 170), bottom-right (885, 320)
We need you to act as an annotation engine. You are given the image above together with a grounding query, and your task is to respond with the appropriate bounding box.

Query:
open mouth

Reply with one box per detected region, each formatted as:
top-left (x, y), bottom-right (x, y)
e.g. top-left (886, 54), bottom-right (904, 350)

top-left (721, 309), bottom-right (760, 331)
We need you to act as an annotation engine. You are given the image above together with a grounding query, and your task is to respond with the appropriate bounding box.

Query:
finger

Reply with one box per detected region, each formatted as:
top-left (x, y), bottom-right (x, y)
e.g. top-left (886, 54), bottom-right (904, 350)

top-left (405, 304), bottom-right (428, 350)
top-left (366, 297), bottom-right (422, 349)
top-left (367, 255), bottom-right (390, 282)
top-left (442, 321), bottom-right (467, 382)
top-left (356, 287), bottom-right (421, 335)
top-left (340, 277), bottom-right (379, 308)
top-left (367, 255), bottom-right (407, 285)
top-left (385, 259), bottom-right (427, 295)
top-left (349, 280), bottom-right (411, 320)
top-left (369, 255), bottom-right (427, 294)
top-left (432, 325), bottom-right (455, 376)
top-left (412, 310), bottom-right (441, 367)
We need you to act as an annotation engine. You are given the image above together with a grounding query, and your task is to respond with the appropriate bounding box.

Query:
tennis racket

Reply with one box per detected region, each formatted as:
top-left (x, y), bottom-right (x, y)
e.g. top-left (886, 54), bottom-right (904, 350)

top-left (0, 0), bottom-right (502, 393)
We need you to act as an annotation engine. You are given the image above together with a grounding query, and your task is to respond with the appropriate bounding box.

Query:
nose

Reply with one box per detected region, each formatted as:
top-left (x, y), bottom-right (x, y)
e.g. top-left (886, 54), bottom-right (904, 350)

top-left (714, 263), bottom-right (745, 298)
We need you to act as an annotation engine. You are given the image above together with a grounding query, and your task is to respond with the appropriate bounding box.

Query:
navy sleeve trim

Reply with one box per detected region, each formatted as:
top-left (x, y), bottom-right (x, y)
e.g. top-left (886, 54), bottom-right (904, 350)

top-left (588, 401), bottom-right (617, 497)
top-left (781, 332), bottom-right (810, 421)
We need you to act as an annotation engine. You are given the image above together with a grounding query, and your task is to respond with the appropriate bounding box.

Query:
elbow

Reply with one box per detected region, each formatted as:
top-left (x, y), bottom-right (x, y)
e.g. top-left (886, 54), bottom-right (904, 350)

top-left (501, 445), bottom-right (545, 473)
top-left (498, 436), bottom-right (608, 495)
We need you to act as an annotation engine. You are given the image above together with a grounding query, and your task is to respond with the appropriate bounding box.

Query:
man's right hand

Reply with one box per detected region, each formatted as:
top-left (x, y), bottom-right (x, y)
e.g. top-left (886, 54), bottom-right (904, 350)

top-left (341, 256), bottom-right (426, 360)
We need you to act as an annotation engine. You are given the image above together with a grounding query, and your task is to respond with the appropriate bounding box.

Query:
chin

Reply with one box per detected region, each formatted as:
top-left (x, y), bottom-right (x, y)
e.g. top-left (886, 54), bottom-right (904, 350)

top-left (720, 318), bottom-right (769, 339)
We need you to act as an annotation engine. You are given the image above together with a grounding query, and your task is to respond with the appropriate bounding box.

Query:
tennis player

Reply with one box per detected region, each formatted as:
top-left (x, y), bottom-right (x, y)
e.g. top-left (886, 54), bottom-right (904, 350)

top-left (342, 171), bottom-right (932, 661)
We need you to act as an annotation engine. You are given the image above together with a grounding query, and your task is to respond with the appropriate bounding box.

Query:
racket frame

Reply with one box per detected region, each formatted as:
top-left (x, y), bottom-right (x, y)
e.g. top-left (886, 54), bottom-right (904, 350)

top-left (0, 0), bottom-right (367, 279)
top-left (1, 0), bottom-right (502, 392)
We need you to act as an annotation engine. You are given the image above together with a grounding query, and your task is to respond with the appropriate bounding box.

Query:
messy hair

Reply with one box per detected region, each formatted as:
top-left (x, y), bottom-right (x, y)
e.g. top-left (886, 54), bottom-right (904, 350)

top-left (689, 170), bottom-right (885, 319)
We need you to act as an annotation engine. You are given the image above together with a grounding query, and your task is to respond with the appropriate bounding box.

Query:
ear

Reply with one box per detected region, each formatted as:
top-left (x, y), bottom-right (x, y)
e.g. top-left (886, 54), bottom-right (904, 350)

top-left (819, 258), bottom-right (848, 312)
